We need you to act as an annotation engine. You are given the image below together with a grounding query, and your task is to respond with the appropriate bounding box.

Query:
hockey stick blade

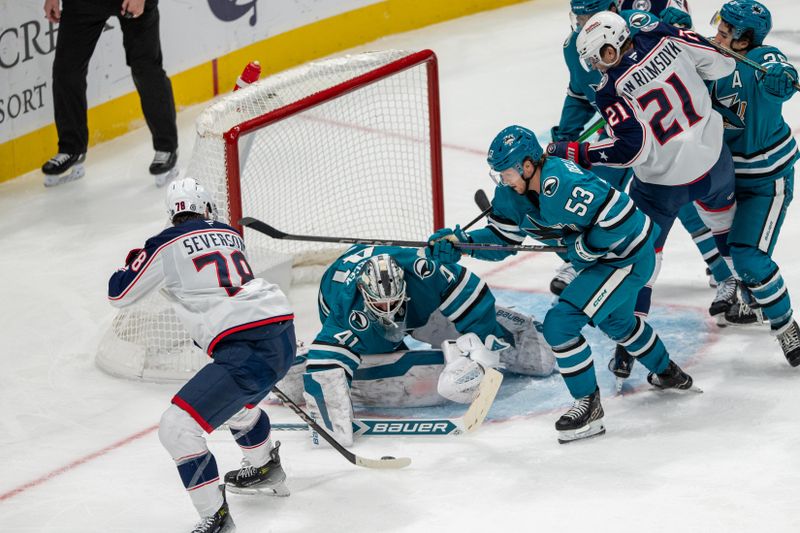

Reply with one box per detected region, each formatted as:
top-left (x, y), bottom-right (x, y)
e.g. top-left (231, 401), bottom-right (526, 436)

top-left (271, 386), bottom-right (411, 469)
top-left (241, 216), bottom-right (564, 253)
top-left (461, 189), bottom-right (492, 231)
top-left (460, 367), bottom-right (503, 432)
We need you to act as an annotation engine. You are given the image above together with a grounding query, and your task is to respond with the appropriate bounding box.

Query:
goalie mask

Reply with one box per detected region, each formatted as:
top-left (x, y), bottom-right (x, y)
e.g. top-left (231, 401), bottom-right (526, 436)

top-left (166, 177), bottom-right (217, 221)
top-left (357, 254), bottom-right (409, 342)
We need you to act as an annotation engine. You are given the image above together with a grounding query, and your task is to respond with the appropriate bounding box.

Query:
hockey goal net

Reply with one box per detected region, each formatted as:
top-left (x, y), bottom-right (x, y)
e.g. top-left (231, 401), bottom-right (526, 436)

top-left (96, 49), bottom-right (444, 382)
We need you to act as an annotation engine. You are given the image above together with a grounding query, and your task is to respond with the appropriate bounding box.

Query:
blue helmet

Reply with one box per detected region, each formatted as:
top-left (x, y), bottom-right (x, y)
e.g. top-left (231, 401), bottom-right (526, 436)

top-left (570, 0), bottom-right (618, 16)
top-left (719, 0), bottom-right (772, 45)
top-left (487, 126), bottom-right (543, 175)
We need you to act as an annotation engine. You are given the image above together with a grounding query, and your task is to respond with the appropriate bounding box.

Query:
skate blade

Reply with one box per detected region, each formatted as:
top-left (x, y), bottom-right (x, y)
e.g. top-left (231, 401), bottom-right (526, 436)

top-left (615, 377), bottom-right (625, 394)
top-left (154, 167), bottom-right (179, 187)
top-left (43, 165), bottom-right (85, 187)
top-left (226, 481), bottom-right (290, 497)
top-left (557, 420), bottom-right (606, 444)
top-left (650, 384), bottom-right (704, 394)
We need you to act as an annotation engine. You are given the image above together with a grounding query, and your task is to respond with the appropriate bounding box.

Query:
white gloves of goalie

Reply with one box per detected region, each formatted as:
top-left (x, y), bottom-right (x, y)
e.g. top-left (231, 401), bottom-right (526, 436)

top-left (436, 333), bottom-right (505, 404)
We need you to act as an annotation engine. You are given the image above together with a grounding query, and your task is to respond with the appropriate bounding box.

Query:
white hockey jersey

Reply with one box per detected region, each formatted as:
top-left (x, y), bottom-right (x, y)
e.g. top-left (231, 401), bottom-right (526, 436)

top-left (588, 19), bottom-right (735, 186)
top-left (108, 219), bottom-right (293, 354)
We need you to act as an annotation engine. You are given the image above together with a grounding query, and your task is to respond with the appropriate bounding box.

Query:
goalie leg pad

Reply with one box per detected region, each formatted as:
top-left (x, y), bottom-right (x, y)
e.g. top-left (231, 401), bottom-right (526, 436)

top-left (302, 368), bottom-right (354, 447)
top-left (495, 306), bottom-right (556, 376)
top-left (351, 350), bottom-right (446, 408)
top-left (273, 346), bottom-right (308, 405)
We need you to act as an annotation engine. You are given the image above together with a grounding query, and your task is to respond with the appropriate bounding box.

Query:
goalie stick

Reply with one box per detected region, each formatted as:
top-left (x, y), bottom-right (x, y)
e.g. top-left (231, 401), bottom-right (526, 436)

top-left (240, 218), bottom-right (566, 253)
top-left (271, 385), bottom-right (411, 469)
top-left (272, 368), bottom-right (503, 436)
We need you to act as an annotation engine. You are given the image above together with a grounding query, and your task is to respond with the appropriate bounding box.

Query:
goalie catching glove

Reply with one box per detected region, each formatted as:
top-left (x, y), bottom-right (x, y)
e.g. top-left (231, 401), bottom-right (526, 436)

top-left (437, 333), bottom-right (507, 404)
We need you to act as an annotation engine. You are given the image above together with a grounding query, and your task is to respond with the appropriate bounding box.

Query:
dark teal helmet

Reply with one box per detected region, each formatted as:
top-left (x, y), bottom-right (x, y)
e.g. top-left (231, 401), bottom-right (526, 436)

top-left (717, 0), bottom-right (772, 45)
top-left (570, 0), bottom-right (618, 16)
top-left (487, 125), bottom-right (543, 176)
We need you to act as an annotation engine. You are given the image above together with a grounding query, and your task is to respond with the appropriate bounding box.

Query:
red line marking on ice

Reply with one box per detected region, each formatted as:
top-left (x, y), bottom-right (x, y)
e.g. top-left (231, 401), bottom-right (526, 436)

top-left (0, 424), bottom-right (158, 503)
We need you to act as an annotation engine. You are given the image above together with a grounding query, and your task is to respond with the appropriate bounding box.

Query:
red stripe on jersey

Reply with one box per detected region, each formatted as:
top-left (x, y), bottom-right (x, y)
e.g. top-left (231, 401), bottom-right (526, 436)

top-left (207, 314), bottom-right (295, 355)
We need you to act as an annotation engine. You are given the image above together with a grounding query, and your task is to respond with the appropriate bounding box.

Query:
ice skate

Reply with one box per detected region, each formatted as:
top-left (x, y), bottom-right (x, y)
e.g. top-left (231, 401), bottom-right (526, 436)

top-left (550, 262), bottom-right (577, 296)
top-left (190, 486), bottom-right (235, 533)
top-left (608, 344), bottom-right (634, 392)
top-left (224, 441), bottom-right (289, 496)
top-left (647, 361), bottom-right (701, 392)
top-left (724, 285), bottom-right (766, 327)
top-left (556, 388), bottom-right (605, 443)
top-left (775, 320), bottom-right (800, 367)
top-left (150, 150), bottom-right (179, 187)
top-left (42, 153), bottom-right (86, 187)
top-left (710, 276), bottom-right (738, 326)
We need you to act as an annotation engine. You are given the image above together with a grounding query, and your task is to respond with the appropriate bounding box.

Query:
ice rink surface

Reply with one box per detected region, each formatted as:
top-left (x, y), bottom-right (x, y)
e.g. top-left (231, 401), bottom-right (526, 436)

top-left (2, 0), bottom-right (800, 531)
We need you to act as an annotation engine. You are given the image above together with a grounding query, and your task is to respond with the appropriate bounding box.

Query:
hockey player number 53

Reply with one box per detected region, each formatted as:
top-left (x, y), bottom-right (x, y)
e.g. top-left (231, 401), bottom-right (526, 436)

top-left (565, 187), bottom-right (595, 217)
top-left (636, 73), bottom-right (702, 145)
top-left (193, 250), bottom-right (255, 296)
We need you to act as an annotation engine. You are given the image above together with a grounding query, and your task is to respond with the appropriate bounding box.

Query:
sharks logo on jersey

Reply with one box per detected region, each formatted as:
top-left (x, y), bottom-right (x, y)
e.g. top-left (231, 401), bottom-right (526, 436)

top-left (628, 11), bottom-right (657, 32)
top-left (710, 80), bottom-right (747, 130)
top-left (413, 257), bottom-right (435, 279)
top-left (542, 176), bottom-right (560, 197)
top-left (349, 310), bottom-right (370, 331)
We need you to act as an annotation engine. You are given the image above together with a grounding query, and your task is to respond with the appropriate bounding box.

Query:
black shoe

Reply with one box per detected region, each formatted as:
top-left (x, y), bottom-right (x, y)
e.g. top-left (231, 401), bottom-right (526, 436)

top-left (710, 276), bottom-right (738, 324)
top-left (149, 150), bottom-right (178, 174)
top-left (776, 320), bottom-right (800, 367)
top-left (190, 486), bottom-right (234, 533)
top-left (555, 388), bottom-right (605, 443)
top-left (224, 441), bottom-right (289, 496)
top-left (647, 360), bottom-right (693, 390)
top-left (42, 152), bottom-right (85, 175)
top-left (608, 344), bottom-right (634, 379)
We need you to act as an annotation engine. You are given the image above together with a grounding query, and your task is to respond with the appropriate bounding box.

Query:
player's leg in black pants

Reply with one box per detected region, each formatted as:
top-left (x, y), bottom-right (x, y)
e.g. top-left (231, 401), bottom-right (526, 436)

top-left (51, 2), bottom-right (113, 154)
top-left (119, 2), bottom-right (178, 153)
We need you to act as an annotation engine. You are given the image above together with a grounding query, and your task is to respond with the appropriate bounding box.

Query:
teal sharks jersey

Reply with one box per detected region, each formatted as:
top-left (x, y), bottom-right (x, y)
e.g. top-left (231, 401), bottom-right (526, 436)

top-left (467, 157), bottom-right (655, 267)
top-left (708, 45), bottom-right (799, 183)
top-left (310, 245), bottom-right (507, 377)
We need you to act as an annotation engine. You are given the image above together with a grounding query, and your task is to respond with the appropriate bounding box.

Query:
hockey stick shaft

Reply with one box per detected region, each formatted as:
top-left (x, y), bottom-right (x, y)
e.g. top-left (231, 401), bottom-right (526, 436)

top-left (461, 189), bottom-right (492, 231)
top-left (701, 36), bottom-right (800, 92)
top-left (576, 117), bottom-right (606, 142)
top-left (271, 386), bottom-right (411, 469)
top-left (240, 217), bottom-right (565, 253)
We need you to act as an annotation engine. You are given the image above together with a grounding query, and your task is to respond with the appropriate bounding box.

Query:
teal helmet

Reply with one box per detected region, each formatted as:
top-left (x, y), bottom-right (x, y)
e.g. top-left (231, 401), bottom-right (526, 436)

top-left (570, 0), bottom-right (618, 16)
top-left (718, 0), bottom-right (772, 45)
top-left (487, 125), bottom-right (543, 176)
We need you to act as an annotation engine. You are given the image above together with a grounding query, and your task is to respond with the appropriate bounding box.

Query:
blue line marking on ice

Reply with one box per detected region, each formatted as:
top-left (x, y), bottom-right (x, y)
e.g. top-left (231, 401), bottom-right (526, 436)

top-left (355, 288), bottom-right (714, 422)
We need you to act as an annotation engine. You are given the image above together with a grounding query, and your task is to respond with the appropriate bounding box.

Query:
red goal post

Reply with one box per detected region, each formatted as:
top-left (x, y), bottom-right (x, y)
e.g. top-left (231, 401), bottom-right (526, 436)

top-left (96, 49), bottom-right (445, 383)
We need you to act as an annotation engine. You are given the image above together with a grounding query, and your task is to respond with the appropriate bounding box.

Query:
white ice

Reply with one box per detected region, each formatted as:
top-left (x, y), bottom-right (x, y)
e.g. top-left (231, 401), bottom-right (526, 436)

top-left (2, 0), bottom-right (800, 531)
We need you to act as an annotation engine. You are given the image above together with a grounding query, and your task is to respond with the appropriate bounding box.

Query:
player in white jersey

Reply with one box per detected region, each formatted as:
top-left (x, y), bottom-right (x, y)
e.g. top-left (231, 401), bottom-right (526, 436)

top-left (547, 11), bottom-right (738, 353)
top-left (108, 178), bottom-right (295, 533)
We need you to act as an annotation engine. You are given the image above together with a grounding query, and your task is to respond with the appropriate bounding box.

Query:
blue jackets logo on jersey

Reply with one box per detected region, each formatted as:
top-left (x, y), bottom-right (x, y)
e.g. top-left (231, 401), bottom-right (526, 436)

top-left (542, 176), bottom-right (560, 197)
top-left (349, 310), bottom-right (370, 331)
top-left (413, 258), bottom-right (435, 279)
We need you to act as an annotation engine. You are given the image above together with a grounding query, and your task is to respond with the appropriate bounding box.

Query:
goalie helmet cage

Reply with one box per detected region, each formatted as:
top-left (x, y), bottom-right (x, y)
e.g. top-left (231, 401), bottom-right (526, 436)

top-left (96, 49), bottom-right (445, 383)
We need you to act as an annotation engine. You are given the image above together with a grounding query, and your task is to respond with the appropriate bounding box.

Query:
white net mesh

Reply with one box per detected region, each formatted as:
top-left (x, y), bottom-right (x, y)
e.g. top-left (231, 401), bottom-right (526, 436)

top-left (96, 50), bottom-right (442, 383)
